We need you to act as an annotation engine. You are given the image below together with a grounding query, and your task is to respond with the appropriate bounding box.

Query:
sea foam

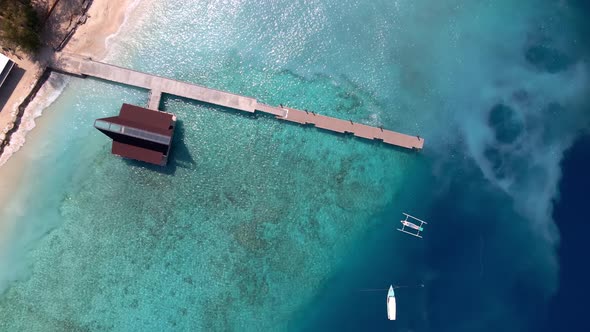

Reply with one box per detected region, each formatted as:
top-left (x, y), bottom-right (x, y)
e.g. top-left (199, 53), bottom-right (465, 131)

top-left (0, 73), bottom-right (68, 167)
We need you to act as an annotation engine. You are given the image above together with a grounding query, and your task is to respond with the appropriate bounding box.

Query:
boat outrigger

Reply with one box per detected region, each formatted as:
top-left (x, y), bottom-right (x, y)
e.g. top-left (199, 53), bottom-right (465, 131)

top-left (387, 285), bottom-right (396, 320)
top-left (397, 213), bottom-right (428, 238)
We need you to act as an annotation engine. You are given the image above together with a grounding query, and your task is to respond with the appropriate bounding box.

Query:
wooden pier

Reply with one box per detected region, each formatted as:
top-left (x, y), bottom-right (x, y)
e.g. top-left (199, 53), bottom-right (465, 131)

top-left (51, 53), bottom-right (424, 150)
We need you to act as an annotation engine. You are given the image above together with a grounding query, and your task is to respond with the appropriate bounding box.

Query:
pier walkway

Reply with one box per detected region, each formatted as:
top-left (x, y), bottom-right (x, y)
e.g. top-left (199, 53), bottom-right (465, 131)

top-left (51, 53), bottom-right (424, 150)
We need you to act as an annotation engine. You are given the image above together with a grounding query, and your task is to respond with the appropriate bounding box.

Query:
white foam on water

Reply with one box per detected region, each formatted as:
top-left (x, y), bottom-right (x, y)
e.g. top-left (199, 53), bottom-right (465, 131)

top-left (103, 0), bottom-right (161, 64)
top-left (0, 73), bottom-right (69, 167)
top-left (0, 1), bottom-right (588, 330)
top-left (0, 1), bottom-right (151, 295)
top-left (104, 0), bottom-right (144, 61)
top-left (0, 0), bottom-right (149, 169)
top-left (408, 6), bottom-right (590, 328)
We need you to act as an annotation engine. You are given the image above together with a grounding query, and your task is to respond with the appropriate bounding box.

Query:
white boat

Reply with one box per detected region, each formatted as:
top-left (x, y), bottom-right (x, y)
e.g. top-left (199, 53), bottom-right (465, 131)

top-left (397, 213), bottom-right (428, 238)
top-left (387, 285), bottom-right (396, 320)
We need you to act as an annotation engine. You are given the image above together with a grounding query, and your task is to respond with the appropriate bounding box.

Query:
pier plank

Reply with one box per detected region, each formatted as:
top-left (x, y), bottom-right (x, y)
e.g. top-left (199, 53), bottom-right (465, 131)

top-left (52, 54), bottom-right (424, 150)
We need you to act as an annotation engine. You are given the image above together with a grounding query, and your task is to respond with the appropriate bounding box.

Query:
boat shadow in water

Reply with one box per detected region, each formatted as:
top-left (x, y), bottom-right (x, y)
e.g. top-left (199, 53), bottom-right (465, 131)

top-left (123, 120), bottom-right (195, 175)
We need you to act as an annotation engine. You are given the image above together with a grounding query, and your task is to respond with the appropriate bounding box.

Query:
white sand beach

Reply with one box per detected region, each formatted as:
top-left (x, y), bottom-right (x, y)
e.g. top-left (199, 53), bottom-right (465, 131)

top-left (0, 0), bottom-right (137, 202)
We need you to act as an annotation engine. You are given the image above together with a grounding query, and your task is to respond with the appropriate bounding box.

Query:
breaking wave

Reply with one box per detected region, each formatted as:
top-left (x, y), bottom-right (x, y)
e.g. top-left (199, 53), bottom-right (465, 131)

top-left (0, 73), bottom-right (68, 167)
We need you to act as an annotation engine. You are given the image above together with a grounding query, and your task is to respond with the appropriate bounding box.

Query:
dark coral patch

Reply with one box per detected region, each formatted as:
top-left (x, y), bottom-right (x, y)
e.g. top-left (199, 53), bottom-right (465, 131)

top-left (488, 104), bottom-right (524, 144)
top-left (525, 45), bottom-right (573, 73)
top-left (484, 145), bottom-right (507, 180)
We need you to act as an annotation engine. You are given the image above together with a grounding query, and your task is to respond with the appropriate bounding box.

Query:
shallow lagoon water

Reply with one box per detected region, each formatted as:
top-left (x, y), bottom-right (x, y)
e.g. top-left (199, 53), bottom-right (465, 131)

top-left (0, 0), bottom-right (589, 331)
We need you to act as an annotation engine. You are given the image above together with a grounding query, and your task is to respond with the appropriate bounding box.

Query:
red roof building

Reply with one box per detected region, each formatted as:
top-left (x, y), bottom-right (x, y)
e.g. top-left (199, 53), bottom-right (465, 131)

top-left (94, 103), bottom-right (176, 166)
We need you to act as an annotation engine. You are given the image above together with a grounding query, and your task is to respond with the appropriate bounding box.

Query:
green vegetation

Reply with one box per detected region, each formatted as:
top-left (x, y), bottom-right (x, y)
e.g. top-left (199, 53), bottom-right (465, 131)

top-left (0, 0), bottom-right (41, 53)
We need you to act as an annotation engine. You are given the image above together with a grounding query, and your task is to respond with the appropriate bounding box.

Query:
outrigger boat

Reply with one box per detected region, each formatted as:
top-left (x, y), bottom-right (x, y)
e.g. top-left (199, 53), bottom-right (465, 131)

top-left (397, 213), bottom-right (428, 238)
top-left (387, 285), bottom-right (396, 320)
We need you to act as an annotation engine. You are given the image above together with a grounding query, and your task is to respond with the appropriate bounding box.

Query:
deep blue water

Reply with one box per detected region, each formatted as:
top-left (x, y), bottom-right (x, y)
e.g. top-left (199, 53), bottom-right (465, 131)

top-left (297, 153), bottom-right (544, 331)
top-left (298, 2), bottom-right (590, 330)
top-left (299, 133), bottom-right (590, 332)
top-left (0, 1), bottom-right (589, 331)
top-left (538, 134), bottom-right (590, 332)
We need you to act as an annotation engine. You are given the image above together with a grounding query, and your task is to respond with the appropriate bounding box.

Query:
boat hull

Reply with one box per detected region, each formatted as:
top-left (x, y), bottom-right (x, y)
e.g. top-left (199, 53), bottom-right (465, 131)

top-left (387, 286), bottom-right (396, 320)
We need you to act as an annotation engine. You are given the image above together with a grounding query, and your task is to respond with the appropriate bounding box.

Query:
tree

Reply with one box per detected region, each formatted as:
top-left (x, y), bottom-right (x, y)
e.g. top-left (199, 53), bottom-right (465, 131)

top-left (0, 0), bottom-right (41, 53)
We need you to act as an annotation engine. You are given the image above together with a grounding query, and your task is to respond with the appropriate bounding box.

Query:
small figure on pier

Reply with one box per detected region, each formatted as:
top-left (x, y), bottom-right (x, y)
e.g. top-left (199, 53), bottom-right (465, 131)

top-left (350, 119), bottom-right (354, 125)
top-left (417, 135), bottom-right (421, 140)
top-left (280, 103), bottom-right (284, 108)
top-left (304, 109), bottom-right (309, 114)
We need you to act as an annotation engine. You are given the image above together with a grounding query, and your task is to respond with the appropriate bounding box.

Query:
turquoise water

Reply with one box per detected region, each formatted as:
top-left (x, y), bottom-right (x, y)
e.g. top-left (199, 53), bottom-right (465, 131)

top-left (1, 0), bottom-right (589, 331)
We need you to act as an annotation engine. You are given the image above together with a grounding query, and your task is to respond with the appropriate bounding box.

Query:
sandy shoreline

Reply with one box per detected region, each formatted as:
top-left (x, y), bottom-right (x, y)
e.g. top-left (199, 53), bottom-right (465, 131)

top-left (0, 0), bottom-right (135, 154)
top-left (0, 0), bottom-right (137, 201)
top-left (62, 0), bottom-right (138, 59)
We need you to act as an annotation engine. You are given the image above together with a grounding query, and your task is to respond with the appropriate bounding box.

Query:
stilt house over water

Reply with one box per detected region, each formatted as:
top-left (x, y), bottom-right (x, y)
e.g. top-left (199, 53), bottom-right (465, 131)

top-left (94, 103), bottom-right (176, 166)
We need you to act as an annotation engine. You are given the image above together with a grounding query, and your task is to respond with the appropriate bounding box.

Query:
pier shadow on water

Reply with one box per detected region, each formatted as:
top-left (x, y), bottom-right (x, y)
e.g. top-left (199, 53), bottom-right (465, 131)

top-left (161, 94), bottom-right (261, 121)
